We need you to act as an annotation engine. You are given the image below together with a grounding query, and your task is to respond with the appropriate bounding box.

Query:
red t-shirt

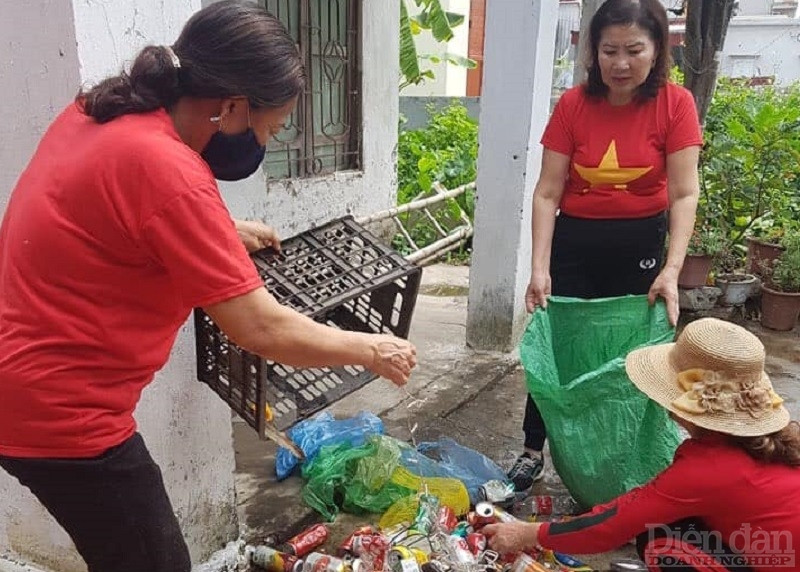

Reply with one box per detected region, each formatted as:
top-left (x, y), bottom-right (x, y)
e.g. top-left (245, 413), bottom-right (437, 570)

top-left (541, 82), bottom-right (702, 219)
top-left (0, 104), bottom-right (263, 458)
top-left (540, 436), bottom-right (800, 571)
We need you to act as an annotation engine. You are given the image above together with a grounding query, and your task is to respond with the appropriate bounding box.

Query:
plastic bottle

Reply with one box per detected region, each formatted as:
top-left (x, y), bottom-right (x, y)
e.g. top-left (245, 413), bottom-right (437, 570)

top-left (511, 494), bottom-right (580, 519)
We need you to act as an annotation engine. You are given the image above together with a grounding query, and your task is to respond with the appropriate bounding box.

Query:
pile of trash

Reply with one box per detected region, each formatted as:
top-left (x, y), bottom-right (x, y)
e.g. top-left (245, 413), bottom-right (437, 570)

top-left (256, 412), bottom-right (647, 572)
top-left (246, 494), bottom-right (599, 572)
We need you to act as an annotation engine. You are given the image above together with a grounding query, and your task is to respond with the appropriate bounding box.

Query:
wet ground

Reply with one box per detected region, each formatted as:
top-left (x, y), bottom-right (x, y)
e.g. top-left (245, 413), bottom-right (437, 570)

top-left (231, 265), bottom-right (799, 572)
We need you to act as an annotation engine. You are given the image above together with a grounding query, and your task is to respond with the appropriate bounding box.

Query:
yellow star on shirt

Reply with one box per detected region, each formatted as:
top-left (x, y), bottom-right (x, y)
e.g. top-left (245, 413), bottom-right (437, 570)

top-left (574, 140), bottom-right (653, 191)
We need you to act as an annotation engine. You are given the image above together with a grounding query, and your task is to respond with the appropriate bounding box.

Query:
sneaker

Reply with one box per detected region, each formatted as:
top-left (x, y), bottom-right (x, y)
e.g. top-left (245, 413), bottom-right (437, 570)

top-left (507, 452), bottom-right (544, 492)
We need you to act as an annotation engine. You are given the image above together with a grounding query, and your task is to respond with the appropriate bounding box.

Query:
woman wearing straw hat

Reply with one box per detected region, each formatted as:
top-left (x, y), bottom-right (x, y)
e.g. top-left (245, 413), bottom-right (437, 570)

top-left (484, 318), bottom-right (800, 572)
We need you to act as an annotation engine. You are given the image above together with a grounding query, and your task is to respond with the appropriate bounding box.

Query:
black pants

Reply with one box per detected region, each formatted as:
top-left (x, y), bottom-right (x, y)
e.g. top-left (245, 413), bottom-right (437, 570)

top-left (0, 433), bottom-right (191, 572)
top-left (636, 518), bottom-right (755, 571)
top-left (523, 212), bottom-right (667, 450)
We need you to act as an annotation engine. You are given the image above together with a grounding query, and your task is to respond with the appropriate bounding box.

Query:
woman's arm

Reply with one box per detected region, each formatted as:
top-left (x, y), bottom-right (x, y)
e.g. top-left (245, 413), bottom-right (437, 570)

top-left (526, 149), bottom-right (571, 312)
top-left (648, 145), bottom-right (701, 325)
top-left (204, 287), bottom-right (417, 385)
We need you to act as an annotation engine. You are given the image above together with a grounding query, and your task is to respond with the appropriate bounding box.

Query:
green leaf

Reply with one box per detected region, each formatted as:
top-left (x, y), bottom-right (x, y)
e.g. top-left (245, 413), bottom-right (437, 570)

top-left (442, 53), bottom-right (477, 68)
top-left (425, 0), bottom-right (455, 42)
top-left (399, 0), bottom-right (421, 88)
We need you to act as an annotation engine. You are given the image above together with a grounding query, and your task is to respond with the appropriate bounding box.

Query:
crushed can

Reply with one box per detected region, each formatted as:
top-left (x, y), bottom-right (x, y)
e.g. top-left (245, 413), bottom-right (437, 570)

top-left (447, 534), bottom-right (476, 565)
top-left (436, 505), bottom-right (458, 534)
top-left (338, 526), bottom-right (376, 557)
top-left (475, 502), bottom-right (517, 524)
top-left (465, 533), bottom-right (487, 557)
top-left (353, 533), bottom-right (390, 572)
top-left (251, 546), bottom-right (302, 572)
top-left (388, 547), bottom-right (421, 572)
top-left (509, 553), bottom-right (548, 572)
top-left (302, 553), bottom-right (346, 572)
top-left (479, 480), bottom-right (515, 507)
top-left (466, 510), bottom-right (494, 529)
top-left (285, 524), bottom-right (329, 558)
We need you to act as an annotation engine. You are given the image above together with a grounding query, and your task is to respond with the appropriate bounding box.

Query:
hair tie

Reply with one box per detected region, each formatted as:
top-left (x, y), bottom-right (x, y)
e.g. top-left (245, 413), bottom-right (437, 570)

top-left (164, 46), bottom-right (181, 69)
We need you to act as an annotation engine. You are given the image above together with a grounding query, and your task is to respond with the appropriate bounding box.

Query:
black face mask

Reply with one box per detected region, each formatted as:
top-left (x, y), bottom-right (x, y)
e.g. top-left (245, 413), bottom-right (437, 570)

top-left (201, 111), bottom-right (267, 181)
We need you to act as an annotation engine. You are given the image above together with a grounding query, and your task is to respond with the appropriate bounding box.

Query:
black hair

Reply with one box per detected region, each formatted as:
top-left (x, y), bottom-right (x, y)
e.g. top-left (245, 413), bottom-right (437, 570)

top-left (78, 0), bottom-right (305, 123)
top-left (584, 0), bottom-right (671, 101)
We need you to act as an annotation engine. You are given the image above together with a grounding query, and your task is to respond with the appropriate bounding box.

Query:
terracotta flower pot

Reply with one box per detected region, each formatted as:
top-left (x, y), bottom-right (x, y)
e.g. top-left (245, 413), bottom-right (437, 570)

top-left (678, 254), bottom-right (713, 288)
top-left (760, 285), bottom-right (800, 331)
top-left (715, 273), bottom-right (758, 306)
top-left (746, 238), bottom-right (784, 278)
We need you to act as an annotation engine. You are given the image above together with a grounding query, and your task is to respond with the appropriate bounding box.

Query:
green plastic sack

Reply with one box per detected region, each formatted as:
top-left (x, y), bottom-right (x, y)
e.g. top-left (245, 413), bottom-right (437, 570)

top-left (302, 436), bottom-right (413, 521)
top-left (520, 295), bottom-right (681, 508)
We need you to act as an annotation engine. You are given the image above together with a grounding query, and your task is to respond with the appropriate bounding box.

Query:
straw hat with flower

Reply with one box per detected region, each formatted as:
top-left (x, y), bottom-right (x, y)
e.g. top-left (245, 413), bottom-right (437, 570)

top-left (625, 318), bottom-right (790, 437)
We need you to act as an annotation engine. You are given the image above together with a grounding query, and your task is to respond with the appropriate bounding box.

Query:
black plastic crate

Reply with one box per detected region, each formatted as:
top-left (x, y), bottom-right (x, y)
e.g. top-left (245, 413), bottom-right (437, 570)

top-left (194, 216), bottom-right (422, 435)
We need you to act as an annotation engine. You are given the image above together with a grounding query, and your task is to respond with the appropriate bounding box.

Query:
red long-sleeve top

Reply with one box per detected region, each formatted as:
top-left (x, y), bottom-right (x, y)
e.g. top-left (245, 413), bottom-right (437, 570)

top-left (539, 435), bottom-right (800, 572)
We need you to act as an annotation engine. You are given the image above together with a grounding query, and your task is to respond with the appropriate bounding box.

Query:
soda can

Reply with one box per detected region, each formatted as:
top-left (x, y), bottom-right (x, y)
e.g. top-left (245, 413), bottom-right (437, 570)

top-left (353, 533), bottom-right (390, 572)
top-left (475, 502), bottom-right (516, 524)
top-left (338, 526), bottom-right (376, 557)
top-left (465, 533), bottom-right (487, 556)
top-left (409, 493), bottom-right (440, 536)
top-left (251, 546), bottom-right (301, 572)
top-left (286, 524), bottom-right (330, 558)
top-left (509, 553), bottom-right (548, 572)
top-left (451, 521), bottom-right (471, 538)
top-left (302, 553), bottom-right (346, 572)
top-left (479, 480), bottom-right (515, 506)
top-left (410, 549), bottom-right (429, 565)
top-left (448, 535), bottom-right (476, 565)
top-left (436, 505), bottom-right (458, 533)
top-left (388, 547), bottom-right (421, 572)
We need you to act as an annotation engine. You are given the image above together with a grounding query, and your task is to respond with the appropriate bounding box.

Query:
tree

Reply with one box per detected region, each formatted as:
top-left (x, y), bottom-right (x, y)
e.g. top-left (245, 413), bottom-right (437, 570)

top-left (399, 0), bottom-right (475, 90)
top-left (572, 0), bottom-right (607, 86)
top-left (683, 0), bottom-right (736, 124)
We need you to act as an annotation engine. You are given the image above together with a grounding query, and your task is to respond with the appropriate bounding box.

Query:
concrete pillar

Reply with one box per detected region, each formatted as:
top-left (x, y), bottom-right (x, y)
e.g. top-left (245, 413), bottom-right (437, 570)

top-left (0, 1), bottom-right (239, 570)
top-left (466, 0), bottom-right (558, 351)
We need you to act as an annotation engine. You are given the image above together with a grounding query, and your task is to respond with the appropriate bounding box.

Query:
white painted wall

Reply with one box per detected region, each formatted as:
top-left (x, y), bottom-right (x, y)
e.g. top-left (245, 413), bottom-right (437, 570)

top-left (401, 0), bottom-right (471, 97)
top-left (720, 16), bottom-right (800, 84)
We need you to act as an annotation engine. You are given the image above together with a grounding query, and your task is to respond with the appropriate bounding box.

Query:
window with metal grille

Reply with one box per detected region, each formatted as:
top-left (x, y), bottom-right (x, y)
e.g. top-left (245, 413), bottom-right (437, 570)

top-left (261, 0), bottom-right (361, 180)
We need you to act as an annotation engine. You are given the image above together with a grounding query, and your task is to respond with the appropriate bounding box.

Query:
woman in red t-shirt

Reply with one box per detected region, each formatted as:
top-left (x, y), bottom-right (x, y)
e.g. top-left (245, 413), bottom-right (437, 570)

top-left (486, 318), bottom-right (800, 572)
top-left (507, 0), bottom-right (703, 491)
top-left (0, 3), bottom-right (416, 571)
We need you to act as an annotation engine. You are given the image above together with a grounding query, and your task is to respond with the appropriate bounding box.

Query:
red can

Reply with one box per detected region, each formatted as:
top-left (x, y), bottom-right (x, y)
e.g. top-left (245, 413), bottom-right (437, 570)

top-left (337, 526), bottom-right (375, 557)
top-left (353, 533), bottom-right (390, 572)
top-left (465, 533), bottom-right (487, 556)
top-left (285, 524), bottom-right (329, 557)
top-left (436, 506), bottom-right (458, 533)
top-left (302, 553), bottom-right (346, 572)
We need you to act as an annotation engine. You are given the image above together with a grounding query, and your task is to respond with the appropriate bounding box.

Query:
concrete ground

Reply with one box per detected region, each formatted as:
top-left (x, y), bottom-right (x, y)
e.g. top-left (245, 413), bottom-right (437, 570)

top-left (230, 264), bottom-right (800, 571)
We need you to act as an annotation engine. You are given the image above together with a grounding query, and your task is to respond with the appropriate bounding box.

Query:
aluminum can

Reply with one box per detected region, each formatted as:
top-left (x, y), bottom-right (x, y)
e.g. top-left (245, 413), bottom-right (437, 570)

top-left (286, 524), bottom-right (329, 557)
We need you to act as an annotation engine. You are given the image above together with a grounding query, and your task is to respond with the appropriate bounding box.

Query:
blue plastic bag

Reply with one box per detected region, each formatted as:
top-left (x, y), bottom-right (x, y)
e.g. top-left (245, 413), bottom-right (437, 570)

top-left (413, 438), bottom-right (509, 503)
top-left (275, 411), bottom-right (384, 480)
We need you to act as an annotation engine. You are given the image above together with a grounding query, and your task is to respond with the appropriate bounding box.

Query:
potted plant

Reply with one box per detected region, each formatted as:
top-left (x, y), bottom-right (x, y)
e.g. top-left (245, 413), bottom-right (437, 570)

top-left (714, 245), bottom-right (758, 307)
top-left (679, 224), bottom-right (723, 288)
top-left (761, 234), bottom-right (800, 331)
top-left (746, 220), bottom-right (786, 278)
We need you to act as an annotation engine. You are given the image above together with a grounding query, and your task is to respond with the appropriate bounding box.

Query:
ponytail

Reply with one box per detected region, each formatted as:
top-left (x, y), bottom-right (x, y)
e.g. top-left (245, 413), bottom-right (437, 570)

top-left (77, 45), bottom-right (181, 123)
top-left (732, 421), bottom-right (800, 467)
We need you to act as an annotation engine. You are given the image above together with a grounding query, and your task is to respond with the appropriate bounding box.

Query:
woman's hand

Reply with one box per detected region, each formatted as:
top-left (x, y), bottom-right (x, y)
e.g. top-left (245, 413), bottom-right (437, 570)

top-left (648, 267), bottom-right (680, 326)
top-left (483, 522), bottom-right (542, 554)
top-left (235, 219), bottom-right (281, 253)
top-left (525, 269), bottom-right (552, 313)
top-left (366, 335), bottom-right (417, 387)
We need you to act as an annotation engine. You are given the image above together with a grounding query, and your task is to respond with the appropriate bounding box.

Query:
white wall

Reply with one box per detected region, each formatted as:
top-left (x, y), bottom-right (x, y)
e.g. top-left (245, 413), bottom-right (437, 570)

top-left (401, 0), bottom-right (471, 97)
top-left (720, 16), bottom-right (800, 84)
